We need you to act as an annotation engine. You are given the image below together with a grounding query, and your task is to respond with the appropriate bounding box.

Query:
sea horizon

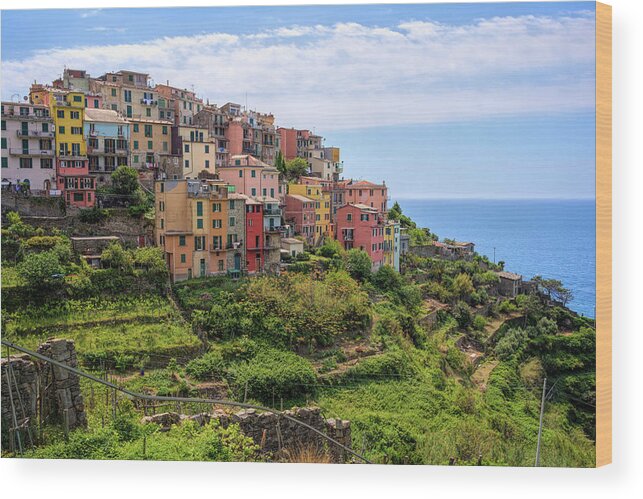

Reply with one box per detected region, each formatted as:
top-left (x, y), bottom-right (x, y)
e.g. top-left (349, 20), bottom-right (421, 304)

top-left (396, 197), bottom-right (596, 318)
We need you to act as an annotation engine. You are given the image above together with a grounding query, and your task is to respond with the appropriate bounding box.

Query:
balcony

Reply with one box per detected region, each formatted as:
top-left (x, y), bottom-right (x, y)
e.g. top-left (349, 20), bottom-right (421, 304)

top-left (58, 154), bottom-right (88, 161)
top-left (209, 244), bottom-right (225, 252)
top-left (263, 207), bottom-right (281, 216)
top-left (226, 241), bottom-right (243, 250)
top-left (9, 148), bottom-right (54, 157)
top-left (140, 98), bottom-right (157, 106)
top-left (17, 130), bottom-right (54, 138)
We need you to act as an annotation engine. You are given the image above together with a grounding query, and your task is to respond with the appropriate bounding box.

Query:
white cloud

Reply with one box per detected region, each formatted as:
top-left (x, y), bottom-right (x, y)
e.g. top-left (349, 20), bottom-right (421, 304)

top-left (1, 13), bottom-right (595, 130)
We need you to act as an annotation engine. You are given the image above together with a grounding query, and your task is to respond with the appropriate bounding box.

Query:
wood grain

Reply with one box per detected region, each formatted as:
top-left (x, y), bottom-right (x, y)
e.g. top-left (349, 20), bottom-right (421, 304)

top-left (595, 1), bottom-right (612, 468)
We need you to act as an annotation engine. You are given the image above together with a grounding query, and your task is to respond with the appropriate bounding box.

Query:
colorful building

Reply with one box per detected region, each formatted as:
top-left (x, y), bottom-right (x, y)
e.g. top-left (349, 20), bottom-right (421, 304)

top-left (91, 70), bottom-right (160, 120)
top-left (154, 83), bottom-right (204, 126)
top-left (383, 221), bottom-right (401, 272)
top-left (129, 118), bottom-right (172, 170)
top-left (226, 193), bottom-right (247, 276)
top-left (84, 108), bottom-right (129, 186)
top-left (341, 180), bottom-right (388, 213)
top-left (176, 126), bottom-right (215, 178)
top-left (1, 101), bottom-right (56, 193)
top-left (288, 182), bottom-right (332, 242)
top-left (155, 178), bottom-right (232, 282)
top-left (51, 91), bottom-right (95, 207)
top-left (335, 203), bottom-right (385, 270)
top-left (284, 194), bottom-right (316, 246)
top-left (217, 154), bottom-right (280, 199)
top-left (242, 195), bottom-right (264, 274)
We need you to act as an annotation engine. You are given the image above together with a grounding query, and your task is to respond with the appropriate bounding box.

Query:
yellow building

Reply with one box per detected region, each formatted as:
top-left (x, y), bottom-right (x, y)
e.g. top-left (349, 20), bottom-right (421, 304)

top-left (129, 118), bottom-right (172, 169)
top-left (50, 91), bottom-right (96, 207)
top-left (155, 178), bottom-right (230, 282)
top-left (178, 126), bottom-right (216, 178)
top-left (383, 221), bottom-right (401, 272)
top-left (288, 183), bottom-right (332, 243)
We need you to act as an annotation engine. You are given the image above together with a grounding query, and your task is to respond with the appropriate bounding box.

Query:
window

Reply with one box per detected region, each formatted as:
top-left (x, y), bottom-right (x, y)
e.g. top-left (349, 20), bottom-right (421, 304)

top-left (70, 111), bottom-right (80, 120)
top-left (71, 127), bottom-right (82, 135)
top-left (0, 120), bottom-right (5, 131)
top-left (229, 216), bottom-right (235, 227)
top-left (212, 219), bottom-right (222, 229)
top-left (19, 158), bottom-right (33, 169)
top-left (196, 219), bottom-right (203, 229)
top-left (160, 219), bottom-right (164, 229)
top-left (59, 126), bottom-right (65, 134)
top-left (111, 104), bottom-right (117, 111)
top-left (163, 142), bottom-right (168, 152)
top-left (229, 200), bottom-right (235, 209)
top-left (40, 158), bottom-right (53, 169)
top-left (73, 193), bottom-right (84, 202)
top-left (133, 124), bottom-right (139, 133)
top-left (212, 235), bottom-right (222, 249)
top-left (212, 202), bottom-right (221, 212)
top-left (205, 160), bottom-right (210, 169)
top-left (1, 138), bottom-right (6, 149)
top-left (205, 145), bottom-right (209, 153)
top-left (196, 201), bottom-right (203, 216)
top-left (111, 88), bottom-right (117, 97)
top-left (180, 254), bottom-right (186, 263)
top-left (270, 188), bottom-right (275, 198)
top-left (144, 125), bottom-right (153, 137)
top-left (124, 90), bottom-right (131, 103)
top-left (159, 182), bottom-right (164, 193)
top-left (42, 123), bottom-right (48, 132)
top-left (347, 213), bottom-right (352, 221)
top-left (133, 140), bottom-right (139, 150)
top-left (57, 110), bottom-right (65, 118)
top-left (251, 170), bottom-right (256, 178)
top-left (94, 99), bottom-right (99, 108)
top-left (148, 141), bottom-right (153, 150)
top-left (238, 169), bottom-right (243, 177)
top-left (184, 160), bottom-right (190, 168)
top-left (146, 108), bottom-right (151, 117)
top-left (360, 214), bottom-right (369, 221)
top-left (218, 260), bottom-right (224, 271)
top-left (159, 201), bottom-right (165, 212)
top-left (251, 188), bottom-right (257, 196)
top-left (162, 126), bottom-right (168, 135)
top-left (179, 235), bottom-right (186, 246)
top-left (1, 157), bottom-right (7, 168)
top-left (184, 144), bottom-right (190, 153)
top-left (73, 95), bottom-right (82, 102)
top-left (134, 155), bottom-right (139, 163)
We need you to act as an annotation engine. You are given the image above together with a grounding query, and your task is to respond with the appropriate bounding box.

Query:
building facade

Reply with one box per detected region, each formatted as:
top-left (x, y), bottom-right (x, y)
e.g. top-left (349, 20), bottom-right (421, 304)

top-left (155, 178), bottom-right (233, 282)
top-left (288, 182), bottom-right (332, 243)
top-left (217, 155), bottom-right (280, 198)
top-left (1, 101), bottom-right (56, 192)
top-left (84, 108), bottom-right (129, 186)
top-left (284, 194), bottom-right (316, 246)
top-left (335, 203), bottom-right (385, 270)
top-left (383, 221), bottom-right (401, 272)
top-left (51, 91), bottom-right (95, 207)
top-left (226, 193), bottom-right (246, 276)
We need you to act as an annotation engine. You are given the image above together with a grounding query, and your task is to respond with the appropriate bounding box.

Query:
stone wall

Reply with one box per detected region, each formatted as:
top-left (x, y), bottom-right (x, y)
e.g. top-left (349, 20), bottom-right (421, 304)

top-left (1, 339), bottom-right (86, 450)
top-left (142, 406), bottom-right (352, 463)
top-left (1, 191), bottom-right (70, 218)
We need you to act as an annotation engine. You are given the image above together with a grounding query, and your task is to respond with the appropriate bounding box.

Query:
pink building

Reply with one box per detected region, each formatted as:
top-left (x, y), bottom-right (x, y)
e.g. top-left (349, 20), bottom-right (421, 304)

top-left (342, 180), bottom-right (388, 213)
top-left (277, 127), bottom-right (299, 161)
top-left (217, 155), bottom-right (280, 199)
top-left (335, 203), bottom-right (385, 270)
top-left (284, 194), bottom-right (316, 245)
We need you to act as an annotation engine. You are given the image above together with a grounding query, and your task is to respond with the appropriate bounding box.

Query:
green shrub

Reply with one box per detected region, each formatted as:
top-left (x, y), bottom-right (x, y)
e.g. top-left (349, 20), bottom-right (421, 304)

top-left (185, 351), bottom-right (228, 380)
top-left (495, 327), bottom-right (528, 360)
top-left (231, 349), bottom-right (317, 402)
top-left (78, 207), bottom-right (109, 224)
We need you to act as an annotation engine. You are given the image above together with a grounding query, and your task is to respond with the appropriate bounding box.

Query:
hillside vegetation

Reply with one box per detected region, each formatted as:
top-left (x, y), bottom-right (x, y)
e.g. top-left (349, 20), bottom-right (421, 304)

top-left (1, 211), bottom-right (596, 465)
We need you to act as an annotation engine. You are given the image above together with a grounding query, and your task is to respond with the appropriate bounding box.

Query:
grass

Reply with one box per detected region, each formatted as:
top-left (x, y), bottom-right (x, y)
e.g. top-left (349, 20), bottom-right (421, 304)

top-left (2, 295), bottom-right (200, 369)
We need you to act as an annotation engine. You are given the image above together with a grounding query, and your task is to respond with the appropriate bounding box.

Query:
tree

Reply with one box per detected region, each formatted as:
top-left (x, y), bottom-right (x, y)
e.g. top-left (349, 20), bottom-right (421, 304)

top-left (372, 265), bottom-right (403, 291)
top-left (317, 237), bottom-right (342, 258)
top-left (451, 273), bottom-right (474, 299)
top-left (17, 250), bottom-right (64, 289)
top-left (101, 242), bottom-right (134, 273)
top-left (533, 276), bottom-right (574, 306)
top-left (283, 157), bottom-right (309, 181)
top-left (344, 249), bottom-right (372, 282)
top-left (111, 166), bottom-right (140, 195)
top-left (275, 150), bottom-right (287, 177)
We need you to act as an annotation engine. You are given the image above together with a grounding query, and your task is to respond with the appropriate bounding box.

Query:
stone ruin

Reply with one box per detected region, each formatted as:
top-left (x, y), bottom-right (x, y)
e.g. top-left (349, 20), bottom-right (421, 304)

top-left (1, 339), bottom-right (86, 451)
top-left (142, 406), bottom-right (352, 463)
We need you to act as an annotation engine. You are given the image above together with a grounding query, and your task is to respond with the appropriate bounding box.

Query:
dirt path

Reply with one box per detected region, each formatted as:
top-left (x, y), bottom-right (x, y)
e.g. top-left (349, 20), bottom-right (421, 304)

top-left (472, 360), bottom-right (499, 391)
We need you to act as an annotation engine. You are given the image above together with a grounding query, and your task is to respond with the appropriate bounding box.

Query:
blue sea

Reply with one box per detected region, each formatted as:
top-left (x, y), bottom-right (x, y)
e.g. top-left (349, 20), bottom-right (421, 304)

top-left (398, 199), bottom-right (596, 318)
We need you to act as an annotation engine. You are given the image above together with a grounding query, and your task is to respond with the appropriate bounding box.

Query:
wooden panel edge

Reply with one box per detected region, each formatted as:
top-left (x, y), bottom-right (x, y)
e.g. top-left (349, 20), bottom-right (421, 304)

top-left (595, 1), bottom-right (612, 468)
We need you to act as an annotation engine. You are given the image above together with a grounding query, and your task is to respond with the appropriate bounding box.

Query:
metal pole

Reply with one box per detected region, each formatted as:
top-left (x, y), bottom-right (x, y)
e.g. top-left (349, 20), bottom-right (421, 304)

top-left (535, 377), bottom-right (547, 467)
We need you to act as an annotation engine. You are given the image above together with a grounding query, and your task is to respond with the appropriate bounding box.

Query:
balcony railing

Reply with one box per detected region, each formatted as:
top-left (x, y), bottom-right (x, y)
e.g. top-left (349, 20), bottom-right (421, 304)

top-left (209, 244), bottom-right (225, 252)
top-left (17, 130), bottom-right (54, 138)
top-left (263, 208), bottom-right (281, 216)
top-left (9, 148), bottom-right (54, 157)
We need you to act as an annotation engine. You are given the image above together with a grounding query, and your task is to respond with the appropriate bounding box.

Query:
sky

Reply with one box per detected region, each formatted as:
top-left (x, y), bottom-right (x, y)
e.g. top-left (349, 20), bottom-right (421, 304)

top-left (1, 2), bottom-right (596, 199)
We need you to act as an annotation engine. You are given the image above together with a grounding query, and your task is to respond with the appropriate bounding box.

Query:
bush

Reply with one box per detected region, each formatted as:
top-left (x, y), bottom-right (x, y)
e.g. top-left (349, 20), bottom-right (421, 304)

top-left (495, 327), bottom-right (528, 360)
top-left (345, 249), bottom-right (372, 282)
top-left (231, 349), bottom-right (317, 402)
top-left (78, 207), bottom-right (109, 224)
top-left (318, 238), bottom-right (342, 258)
top-left (372, 265), bottom-right (403, 292)
top-left (473, 315), bottom-right (487, 331)
top-left (17, 250), bottom-right (64, 290)
top-left (185, 351), bottom-right (228, 380)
